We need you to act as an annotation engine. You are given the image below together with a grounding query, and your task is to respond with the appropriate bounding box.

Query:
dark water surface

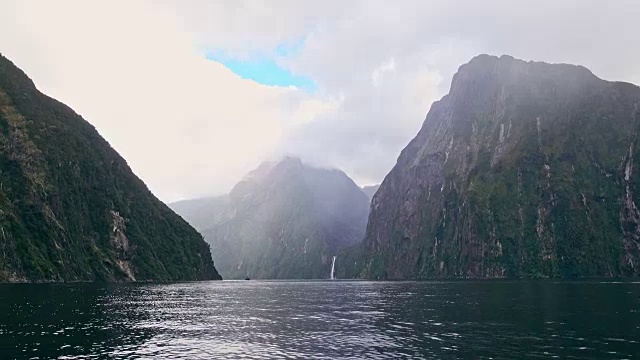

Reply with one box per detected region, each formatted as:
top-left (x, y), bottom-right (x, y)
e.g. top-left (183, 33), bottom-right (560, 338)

top-left (1, 280), bottom-right (639, 359)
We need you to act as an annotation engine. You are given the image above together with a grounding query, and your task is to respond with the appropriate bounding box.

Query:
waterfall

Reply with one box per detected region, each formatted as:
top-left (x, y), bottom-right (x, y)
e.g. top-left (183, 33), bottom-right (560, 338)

top-left (330, 256), bottom-right (337, 280)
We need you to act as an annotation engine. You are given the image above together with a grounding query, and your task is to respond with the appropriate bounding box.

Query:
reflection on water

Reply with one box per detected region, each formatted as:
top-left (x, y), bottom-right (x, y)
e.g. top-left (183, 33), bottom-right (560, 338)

top-left (1, 280), bottom-right (639, 359)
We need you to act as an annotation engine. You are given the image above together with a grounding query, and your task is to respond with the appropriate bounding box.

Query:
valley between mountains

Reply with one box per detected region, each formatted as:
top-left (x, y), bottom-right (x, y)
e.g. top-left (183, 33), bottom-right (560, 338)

top-left (3, 53), bottom-right (640, 282)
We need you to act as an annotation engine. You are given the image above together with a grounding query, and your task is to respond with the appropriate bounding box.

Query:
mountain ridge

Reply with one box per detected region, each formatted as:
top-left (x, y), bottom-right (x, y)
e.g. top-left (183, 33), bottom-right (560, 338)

top-left (339, 54), bottom-right (640, 279)
top-left (0, 54), bottom-right (221, 282)
top-left (203, 157), bottom-right (370, 279)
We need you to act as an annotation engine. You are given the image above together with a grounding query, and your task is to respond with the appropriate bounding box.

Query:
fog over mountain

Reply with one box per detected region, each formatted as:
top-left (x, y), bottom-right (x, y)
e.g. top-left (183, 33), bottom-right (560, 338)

top-left (339, 55), bottom-right (640, 280)
top-left (2, 2), bottom-right (640, 359)
top-left (169, 195), bottom-right (229, 233)
top-left (2, 1), bottom-right (639, 202)
top-left (176, 157), bottom-right (371, 279)
top-left (362, 184), bottom-right (380, 202)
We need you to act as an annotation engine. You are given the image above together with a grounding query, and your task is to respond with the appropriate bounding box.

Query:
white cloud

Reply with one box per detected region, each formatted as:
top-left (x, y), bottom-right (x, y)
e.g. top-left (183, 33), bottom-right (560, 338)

top-left (0, 0), bottom-right (332, 202)
top-left (372, 58), bottom-right (396, 87)
top-left (2, 0), bottom-right (640, 202)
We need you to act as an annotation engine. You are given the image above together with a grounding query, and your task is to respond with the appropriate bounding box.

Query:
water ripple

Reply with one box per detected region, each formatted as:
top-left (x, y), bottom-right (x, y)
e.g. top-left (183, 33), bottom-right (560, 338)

top-left (1, 280), bottom-right (640, 359)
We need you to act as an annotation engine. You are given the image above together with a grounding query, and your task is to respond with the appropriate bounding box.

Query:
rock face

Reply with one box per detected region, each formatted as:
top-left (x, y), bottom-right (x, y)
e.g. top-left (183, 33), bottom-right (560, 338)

top-left (169, 195), bottom-right (229, 232)
top-left (203, 157), bottom-right (370, 279)
top-left (0, 54), bottom-right (221, 282)
top-left (341, 54), bottom-right (640, 279)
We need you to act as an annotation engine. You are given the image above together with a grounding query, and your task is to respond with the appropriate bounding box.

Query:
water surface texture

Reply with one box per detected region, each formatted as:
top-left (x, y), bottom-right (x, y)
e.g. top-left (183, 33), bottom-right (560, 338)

top-left (1, 280), bottom-right (639, 359)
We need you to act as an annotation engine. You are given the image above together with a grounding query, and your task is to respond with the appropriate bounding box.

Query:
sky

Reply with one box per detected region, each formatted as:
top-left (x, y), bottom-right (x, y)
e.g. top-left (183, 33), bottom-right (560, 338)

top-left (1, 0), bottom-right (639, 202)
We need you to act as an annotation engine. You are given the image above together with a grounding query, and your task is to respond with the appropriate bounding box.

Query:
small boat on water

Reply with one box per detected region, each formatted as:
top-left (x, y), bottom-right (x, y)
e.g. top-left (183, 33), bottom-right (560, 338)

top-left (244, 277), bottom-right (250, 281)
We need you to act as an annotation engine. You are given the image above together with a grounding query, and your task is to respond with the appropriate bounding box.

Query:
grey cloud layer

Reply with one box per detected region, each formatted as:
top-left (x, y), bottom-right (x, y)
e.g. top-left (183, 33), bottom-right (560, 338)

top-left (265, 0), bottom-right (640, 186)
top-left (2, 0), bottom-right (639, 200)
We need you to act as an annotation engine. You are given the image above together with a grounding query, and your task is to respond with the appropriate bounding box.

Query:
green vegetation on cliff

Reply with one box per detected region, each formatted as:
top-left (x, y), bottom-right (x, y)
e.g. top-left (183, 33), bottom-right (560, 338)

top-left (339, 55), bottom-right (640, 279)
top-left (0, 54), bottom-right (221, 282)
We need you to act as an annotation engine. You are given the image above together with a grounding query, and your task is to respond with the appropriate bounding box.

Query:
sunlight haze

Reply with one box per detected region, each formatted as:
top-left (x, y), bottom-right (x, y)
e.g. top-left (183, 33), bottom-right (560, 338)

top-left (1, 0), bottom-right (638, 202)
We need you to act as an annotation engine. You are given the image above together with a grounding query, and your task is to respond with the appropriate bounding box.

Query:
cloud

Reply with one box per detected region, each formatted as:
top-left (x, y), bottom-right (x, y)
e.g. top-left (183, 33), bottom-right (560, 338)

top-left (0, 0), bottom-right (332, 202)
top-left (2, 0), bottom-right (640, 202)
top-left (275, 0), bottom-right (640, 187)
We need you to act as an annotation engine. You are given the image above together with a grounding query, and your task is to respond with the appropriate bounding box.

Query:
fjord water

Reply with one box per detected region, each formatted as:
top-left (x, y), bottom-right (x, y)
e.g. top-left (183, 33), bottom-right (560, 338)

top-left (1, 281), bottom-right (639, 359)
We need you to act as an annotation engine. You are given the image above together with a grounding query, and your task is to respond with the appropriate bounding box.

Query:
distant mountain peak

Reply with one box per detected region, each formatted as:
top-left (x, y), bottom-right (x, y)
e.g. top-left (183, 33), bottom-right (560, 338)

top-left (203, 159), bottom-right (370, 279)
top-left (450, 54), bottom-right (598, 99)
top-left (279, 155), bottom-right (303, 166)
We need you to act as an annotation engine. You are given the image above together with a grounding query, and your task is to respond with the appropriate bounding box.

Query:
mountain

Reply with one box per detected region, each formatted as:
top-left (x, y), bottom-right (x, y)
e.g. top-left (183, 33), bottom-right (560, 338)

top-left (169, 195), bottom-right (229, 232)
top-left (203, 157), bottom-right (370, 279)
top-left (0, 54), bottom-right (221, 282)
top-left (339, 54), bottom-right (640, 279)
top-left (362, 184), bottom-right (380, 201)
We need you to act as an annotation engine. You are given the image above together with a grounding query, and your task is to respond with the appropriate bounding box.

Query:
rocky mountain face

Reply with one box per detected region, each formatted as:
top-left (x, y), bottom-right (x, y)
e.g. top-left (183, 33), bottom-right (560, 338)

top-left (339, 54), bottom-right (640, 279)
top-left (0, 54), bottom-right (221, 282)
top-left (169, 195), bottom-right (229, 232)
top-left (203, 157), bottom-right (370, 279)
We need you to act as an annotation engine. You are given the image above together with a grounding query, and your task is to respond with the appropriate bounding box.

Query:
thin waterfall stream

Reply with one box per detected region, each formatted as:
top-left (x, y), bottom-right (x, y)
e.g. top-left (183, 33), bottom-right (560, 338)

top-left (330, 256), bottom-right (336, 280)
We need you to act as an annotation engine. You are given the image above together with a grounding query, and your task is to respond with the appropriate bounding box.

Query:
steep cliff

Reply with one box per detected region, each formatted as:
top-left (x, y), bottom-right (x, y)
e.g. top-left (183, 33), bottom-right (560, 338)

top-left (204, 157), bottom-right (370, 279)
top-left (341, 55), bottom-right (640, 279)
top-left (0, 54), bottom-right (221, 282)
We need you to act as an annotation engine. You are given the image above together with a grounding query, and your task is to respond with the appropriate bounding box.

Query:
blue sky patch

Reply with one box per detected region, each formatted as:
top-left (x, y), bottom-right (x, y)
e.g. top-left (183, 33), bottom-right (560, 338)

top-left (206, 44), bottom-right (315, 91)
